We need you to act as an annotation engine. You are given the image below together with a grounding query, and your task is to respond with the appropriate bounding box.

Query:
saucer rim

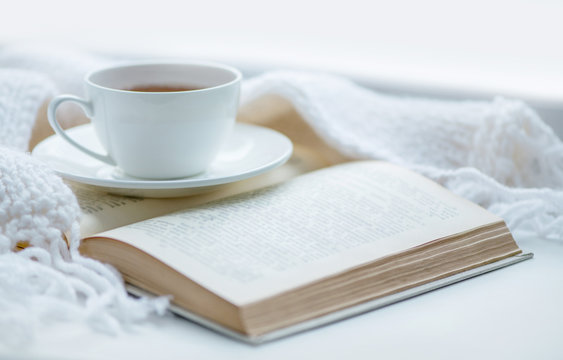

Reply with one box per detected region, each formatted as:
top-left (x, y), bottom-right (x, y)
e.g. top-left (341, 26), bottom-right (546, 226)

top-left (33, 123), bottom-right (293, 191)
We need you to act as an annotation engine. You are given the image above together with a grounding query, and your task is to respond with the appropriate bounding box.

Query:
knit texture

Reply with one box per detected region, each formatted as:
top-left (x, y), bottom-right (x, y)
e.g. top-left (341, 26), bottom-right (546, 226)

top-left (242, 71), bottom-right (563, 241)
top-left (0, 70), bottom-right (55, 150)
top-left (0, 49), bottom-right (166, 346)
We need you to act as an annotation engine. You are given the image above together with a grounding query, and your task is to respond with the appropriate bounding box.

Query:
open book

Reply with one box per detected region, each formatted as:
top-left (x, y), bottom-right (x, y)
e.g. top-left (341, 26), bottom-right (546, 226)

top-left (77, 157), bottom-right (528, 343)
top-left (73, 97), bottom-right (529, 343)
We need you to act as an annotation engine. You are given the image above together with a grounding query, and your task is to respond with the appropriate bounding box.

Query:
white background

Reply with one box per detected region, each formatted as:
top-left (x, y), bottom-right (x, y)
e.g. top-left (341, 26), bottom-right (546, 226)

top-left (1, 1), bottom-right (563, 358)
top-left (3, 0), bottom-right (563, 102)
top-left (4, 0), bottom-right (563, 132)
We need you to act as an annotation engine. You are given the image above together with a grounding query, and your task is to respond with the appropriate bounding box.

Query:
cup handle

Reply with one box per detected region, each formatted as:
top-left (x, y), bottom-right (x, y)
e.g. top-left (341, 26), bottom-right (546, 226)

top-left (47, 94), bottom-right (116, 166)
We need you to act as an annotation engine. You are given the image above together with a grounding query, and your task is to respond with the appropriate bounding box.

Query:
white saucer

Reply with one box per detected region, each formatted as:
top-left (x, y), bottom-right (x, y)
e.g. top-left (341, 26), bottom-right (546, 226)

top-left (32, 123), bottom-right (293, 198)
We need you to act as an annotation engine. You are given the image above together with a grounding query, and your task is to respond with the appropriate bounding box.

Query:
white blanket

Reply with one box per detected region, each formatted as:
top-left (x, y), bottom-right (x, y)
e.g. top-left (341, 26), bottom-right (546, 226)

top-left (0, 45), bottom-right (561, 345)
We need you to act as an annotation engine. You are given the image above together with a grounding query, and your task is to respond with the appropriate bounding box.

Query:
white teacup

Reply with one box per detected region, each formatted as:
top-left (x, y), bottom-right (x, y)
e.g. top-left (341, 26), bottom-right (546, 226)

top-left (47, 61), bottom-right (241, 179)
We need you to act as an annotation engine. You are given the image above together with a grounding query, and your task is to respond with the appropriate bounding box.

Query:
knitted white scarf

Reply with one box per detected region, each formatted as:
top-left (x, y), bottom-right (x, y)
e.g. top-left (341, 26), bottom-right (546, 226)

top-left (0, 51), bottom-right (168, 347)
top-left (0, 45), bottom-right (561, 344)
top-left (241, 72), bottom-right (563, 242)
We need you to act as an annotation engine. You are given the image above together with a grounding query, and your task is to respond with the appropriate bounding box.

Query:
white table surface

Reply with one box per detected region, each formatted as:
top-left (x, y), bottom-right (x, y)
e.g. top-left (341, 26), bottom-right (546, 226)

top-left (1, 0), bottom-right (563, 358)
top-left (3, 237), bottom-right (561, 360)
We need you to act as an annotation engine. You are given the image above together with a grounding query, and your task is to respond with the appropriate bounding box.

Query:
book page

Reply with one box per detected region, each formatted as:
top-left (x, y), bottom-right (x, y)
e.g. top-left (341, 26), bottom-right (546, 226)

top-left (95, 161), bottom-right (501, 305)
top-left (76, 146), bottom-right (328, 237)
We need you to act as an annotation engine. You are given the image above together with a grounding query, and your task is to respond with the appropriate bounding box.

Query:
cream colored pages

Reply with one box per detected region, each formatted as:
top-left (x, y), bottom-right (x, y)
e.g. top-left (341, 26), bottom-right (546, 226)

top-left (76, 146), bottom-right (327, 237)
top-left (96, 161), bottom-right (501, 305)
